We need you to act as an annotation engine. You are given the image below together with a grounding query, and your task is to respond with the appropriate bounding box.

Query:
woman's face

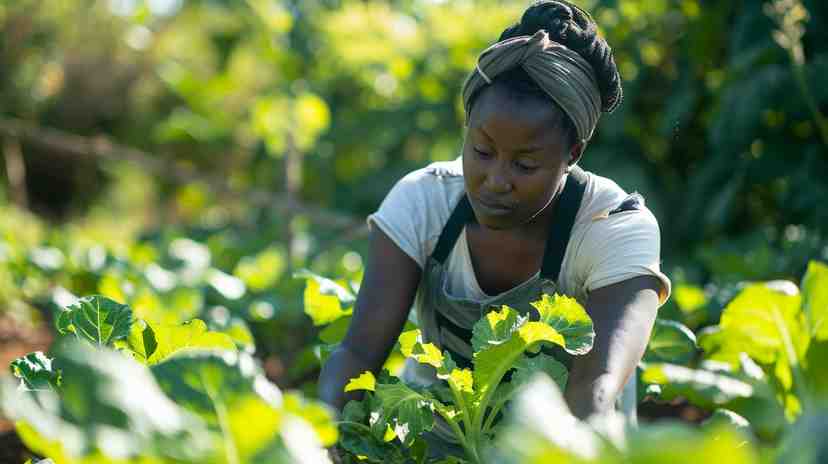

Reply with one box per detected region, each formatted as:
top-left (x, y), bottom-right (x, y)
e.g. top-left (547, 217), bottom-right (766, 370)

top-left (462, 86), bottom-right (578, 230)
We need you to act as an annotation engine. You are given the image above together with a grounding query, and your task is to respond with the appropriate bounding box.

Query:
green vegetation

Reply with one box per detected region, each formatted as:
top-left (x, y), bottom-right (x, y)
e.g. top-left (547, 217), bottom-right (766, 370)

top-left (1, 0), bottom-right (827, 462)
top-left (340, 295), bottom-right (593, 463)
top-left (3, 295), bottom-right (335, 463)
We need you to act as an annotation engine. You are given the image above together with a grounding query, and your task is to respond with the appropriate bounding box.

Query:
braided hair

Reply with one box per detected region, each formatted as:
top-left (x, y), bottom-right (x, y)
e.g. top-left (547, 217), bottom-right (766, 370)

top-left (467, 0), bottom-right (622, 148)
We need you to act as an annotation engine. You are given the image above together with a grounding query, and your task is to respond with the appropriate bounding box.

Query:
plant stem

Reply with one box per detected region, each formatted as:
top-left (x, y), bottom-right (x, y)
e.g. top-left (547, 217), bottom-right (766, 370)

top-left (201, 373), bottom-right (241, 464)
top-left (435, 406), bottom-right (480, 464)
top-left (447, 382), bottom-right (473, 441)
top-left (481, 400), bottom-right (505, 435)
top-left (771, 306), bottom-right (812, 413)
top-left (336, 420), bottom-right (373, 432)
top-left (471, 351), bottom-right (523, 438)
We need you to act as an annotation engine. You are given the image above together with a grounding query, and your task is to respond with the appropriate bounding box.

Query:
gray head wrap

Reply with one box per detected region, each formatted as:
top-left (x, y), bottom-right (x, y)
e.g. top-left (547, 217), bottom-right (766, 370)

top-left (462, 30), bottom-right (602, 145)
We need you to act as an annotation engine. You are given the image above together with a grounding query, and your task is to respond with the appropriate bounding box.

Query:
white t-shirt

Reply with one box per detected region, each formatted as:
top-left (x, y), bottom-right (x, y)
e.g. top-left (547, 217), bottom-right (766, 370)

top-left (367, 158), bottom-right (671, 306)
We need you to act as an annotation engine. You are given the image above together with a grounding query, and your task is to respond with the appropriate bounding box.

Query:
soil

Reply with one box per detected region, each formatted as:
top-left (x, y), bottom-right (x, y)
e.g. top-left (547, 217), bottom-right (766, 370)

top-left (638, 396), bottom-right (712, 424)
top-left (0, 311), bottom-right (53, 463)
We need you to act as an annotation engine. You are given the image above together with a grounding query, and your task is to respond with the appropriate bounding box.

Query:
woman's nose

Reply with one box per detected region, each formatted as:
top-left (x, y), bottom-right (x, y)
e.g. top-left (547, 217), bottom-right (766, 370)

top-left (484, 163), bottom-right (513, 193)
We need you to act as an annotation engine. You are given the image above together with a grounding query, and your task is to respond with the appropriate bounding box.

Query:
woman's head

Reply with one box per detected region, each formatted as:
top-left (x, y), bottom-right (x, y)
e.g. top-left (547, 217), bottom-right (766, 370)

top-left (460, 0), bottom-right (621, 230)
top-left (464, 0), bottom-right (622, 148)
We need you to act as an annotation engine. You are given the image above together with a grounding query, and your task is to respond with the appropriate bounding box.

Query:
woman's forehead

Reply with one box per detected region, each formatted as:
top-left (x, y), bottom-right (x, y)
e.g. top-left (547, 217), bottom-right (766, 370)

top-left (469, 106), bottom-right (564, 147)
top-left (469, 86), bottom-right (563, 134)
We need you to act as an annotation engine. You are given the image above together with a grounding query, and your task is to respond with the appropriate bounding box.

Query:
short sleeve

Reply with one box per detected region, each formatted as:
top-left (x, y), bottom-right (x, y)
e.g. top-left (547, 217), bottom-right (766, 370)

top-left (576, 207), bottom-right (672, 306)
top-left (366, 172), bottom-right (441, 270)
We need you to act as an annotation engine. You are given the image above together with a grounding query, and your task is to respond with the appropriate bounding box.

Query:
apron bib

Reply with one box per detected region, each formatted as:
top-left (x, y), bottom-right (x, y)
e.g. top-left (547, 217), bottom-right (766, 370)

top-left (400, 167), bottom-right (637, 455)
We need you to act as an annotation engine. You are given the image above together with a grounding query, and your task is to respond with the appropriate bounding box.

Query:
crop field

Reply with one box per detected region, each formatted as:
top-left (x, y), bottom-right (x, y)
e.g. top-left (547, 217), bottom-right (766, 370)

top-left (1, 0), bottom-right (827, 463)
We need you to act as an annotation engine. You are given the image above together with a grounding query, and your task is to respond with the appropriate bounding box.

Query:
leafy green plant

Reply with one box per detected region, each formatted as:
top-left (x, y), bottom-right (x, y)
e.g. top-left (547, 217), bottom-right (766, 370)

top-left (339, 294), bottom-right (595, 463)
top-left (641, 260), bottom-right (828, 441)
top-left (1, 295), bottom-right (337, 464)
top-left (494, 374), bottom-right (761, 464)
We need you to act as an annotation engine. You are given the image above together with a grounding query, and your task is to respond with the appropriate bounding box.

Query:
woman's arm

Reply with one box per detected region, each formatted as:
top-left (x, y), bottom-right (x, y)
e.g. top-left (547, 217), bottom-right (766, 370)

top-left (318, 226), bottom-right (422, 411)
top-left (563, 275), bottom-right (661, 419)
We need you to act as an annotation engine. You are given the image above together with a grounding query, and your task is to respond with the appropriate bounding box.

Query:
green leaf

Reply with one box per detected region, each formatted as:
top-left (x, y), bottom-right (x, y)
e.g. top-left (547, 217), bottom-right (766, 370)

top-left (339, 396), bottom-right (411, 464)
top-left (473, 320), bottom-right (565, 403)
top-left (718, 283), bottom-right (807, 365)
top-left (471, 305), bottom-right (527, 352)
top-left (494, 374), bottom-right (600, 462)
top-left (120, 318), bottom-right (158, 363)
top-left (398, 329), bottom-right (421, 357)
top-left (644, 319), bottom-right (698, 365)
top-left (56, 295), bottom-right (133, 347)
top-left (373, 382), bottom-right (436, 446)
top-left (802, 260), bottom-right (828, 340)
top-left (775, 408), bottom-right (828, 464)
top-left (152, 351), bottom-right (332, 462)
top-left (2, 339), bottom-right (209, 462)
top-left (345, 371), bottom-right (376, 392)
top-left (283, 391), bottom-right (338, 447)
top-left (511, 354), bottom-right (568, 393)
top-left (398, 329), bottom-right (446, 369)
top-left (9, 352), bottom-right (60, 391)
top-left (444, 368), bottom-right (474, 394)
top-left (625, 422), bottom-right (759, 463)
top-left (530, 294), bottom-right (595, 355)
top-left (641, 362), bottom-right (785, 440)
top-left (295, 269), bottom-right (354, 326)
top-left (412, 342), bottom-right (444, 368)
top-left (641, 363), bottom-right (754, 406)
top-left (220, 317), bottom-right (256, 353)
top-left (701, 408), bottom-right (750, 432)
top-left (133, 319), bottom-right (237, 365)
top-left (319, 314), bottom-right (352, 344)
top-left (490, 354), bottom-right (568, 418)
top-left (803, 340), bottom-right (828, 397)
top-left (234, 247), bottom-right (286, 292)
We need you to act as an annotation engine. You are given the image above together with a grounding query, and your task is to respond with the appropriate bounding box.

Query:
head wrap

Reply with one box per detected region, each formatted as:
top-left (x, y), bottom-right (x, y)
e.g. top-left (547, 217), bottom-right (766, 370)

top-left (462, 30), bottom-right (602, 145)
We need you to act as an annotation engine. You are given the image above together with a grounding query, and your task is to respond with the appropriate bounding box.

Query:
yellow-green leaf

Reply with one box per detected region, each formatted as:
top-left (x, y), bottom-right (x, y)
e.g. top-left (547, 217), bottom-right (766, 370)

top-left (530, 294), bottom-right (594, 355)
top-left (398, 329), bottom-right (421, 358)
top-left (142, 319), bottom-right (237, 365)
top-left (802, 260), bottom-right (828, 340)
top-left (446, 368), bottom-right (474, 394)
top-left (345, 371), bottom-right (376, 392)
top-left (295, 270), bottom-right (354, 326)
top-left (413, 342), bottom-right (444, 368)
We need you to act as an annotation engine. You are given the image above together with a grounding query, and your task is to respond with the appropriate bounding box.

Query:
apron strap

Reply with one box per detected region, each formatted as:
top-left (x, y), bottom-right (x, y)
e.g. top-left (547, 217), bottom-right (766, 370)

top-left (539, 166), bottom-right (588, 281)
top-left (432, 195), bottom-right (475, 264)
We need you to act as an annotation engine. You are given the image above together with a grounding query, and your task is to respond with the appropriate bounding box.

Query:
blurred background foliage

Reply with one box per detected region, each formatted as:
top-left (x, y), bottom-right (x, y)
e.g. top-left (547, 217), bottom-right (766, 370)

top-left (0, 0), bottom-right (827, 386)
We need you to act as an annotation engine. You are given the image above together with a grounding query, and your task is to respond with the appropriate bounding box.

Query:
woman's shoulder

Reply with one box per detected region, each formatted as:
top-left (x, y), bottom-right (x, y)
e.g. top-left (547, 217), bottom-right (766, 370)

top-left (398, 157), bottom-right (465, 185)
top-left (577, 169), bottom-right (655, 225)
top-left (367, 158), bottom-right (466, 268)
top-left (391, 158), bottom-right (467, 210)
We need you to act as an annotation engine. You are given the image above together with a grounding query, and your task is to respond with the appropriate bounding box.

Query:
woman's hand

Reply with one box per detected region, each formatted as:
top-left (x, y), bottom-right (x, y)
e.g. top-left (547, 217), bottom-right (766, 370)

top-left (318, 226), bottom-right (422, 410)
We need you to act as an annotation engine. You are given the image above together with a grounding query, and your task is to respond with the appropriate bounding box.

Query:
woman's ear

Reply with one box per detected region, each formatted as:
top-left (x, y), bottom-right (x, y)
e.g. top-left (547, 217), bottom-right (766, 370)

top-left (569, 141), bottom-right (585, 167)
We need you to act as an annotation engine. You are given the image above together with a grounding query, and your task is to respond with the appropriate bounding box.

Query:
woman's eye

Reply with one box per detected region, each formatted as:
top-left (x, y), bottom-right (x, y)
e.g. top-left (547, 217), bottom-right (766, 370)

top-left (474, 149), bottom-right (493, 159)
top-left (514, 161), bottom-right (538, 172)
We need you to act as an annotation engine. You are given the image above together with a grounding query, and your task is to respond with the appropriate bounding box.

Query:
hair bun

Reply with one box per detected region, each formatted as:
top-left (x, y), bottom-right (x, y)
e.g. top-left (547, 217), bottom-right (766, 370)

top-left (498, 0), bottom-right (623, 113)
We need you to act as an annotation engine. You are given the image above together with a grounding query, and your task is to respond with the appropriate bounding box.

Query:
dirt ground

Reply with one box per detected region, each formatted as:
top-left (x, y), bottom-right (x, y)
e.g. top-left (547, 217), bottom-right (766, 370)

top-left (0, 312), bottom-right (53, 463)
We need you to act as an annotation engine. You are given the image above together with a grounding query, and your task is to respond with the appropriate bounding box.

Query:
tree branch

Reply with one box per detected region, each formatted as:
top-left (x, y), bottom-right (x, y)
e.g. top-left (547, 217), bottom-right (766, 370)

top-left (2, 136), bottom-right (28, 208)
top-left (0, 117), bottom-right (368, 237)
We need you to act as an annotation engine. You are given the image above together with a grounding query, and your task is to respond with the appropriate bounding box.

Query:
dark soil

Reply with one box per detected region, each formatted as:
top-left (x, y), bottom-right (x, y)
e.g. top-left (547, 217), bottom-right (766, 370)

top-left (0, 311), bottom-right (53, 463)
top-left (638, 396), bottom-right (711, 424)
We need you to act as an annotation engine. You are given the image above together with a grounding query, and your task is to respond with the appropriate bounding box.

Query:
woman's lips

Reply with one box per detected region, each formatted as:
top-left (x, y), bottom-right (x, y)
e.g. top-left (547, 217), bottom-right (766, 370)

top-left (474, 196), bottom-right (515, 215)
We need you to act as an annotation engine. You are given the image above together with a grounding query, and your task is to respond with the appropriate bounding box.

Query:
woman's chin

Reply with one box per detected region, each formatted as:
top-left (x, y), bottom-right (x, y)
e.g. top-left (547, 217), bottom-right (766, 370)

top-left (474, 213), bottom-right (517, 230)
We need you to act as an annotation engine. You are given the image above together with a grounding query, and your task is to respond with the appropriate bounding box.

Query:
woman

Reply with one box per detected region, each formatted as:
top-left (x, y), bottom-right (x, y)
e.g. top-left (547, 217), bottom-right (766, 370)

top-left (319, 0), bottom-right (671, 455)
